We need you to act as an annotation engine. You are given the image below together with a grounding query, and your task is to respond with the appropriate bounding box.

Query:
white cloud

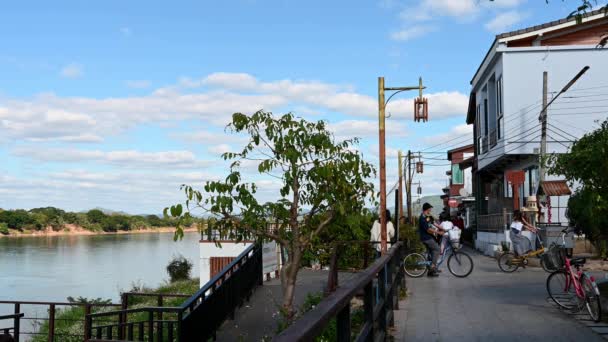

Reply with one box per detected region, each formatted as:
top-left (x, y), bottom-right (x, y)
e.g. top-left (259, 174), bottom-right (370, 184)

top-left (390, 25), bottom-right (436, 41)
top-left (60, 63), bottom-right (83, 78)
top-left (421, 0), bottom-right (479, 18)
top-left (482, 0), bottom-right (525, 9)
top-left (422, 123), bottom-right (473, 147)
top-left (330, 120), bottom-right (408, 141)
top-left (207, 144), bottom-right (232, 156)
top-left (0, 73), bottom-right (467, 143)
top-left (485, 10), bottom-right (528, 34)
top-left (12, 147), bottom-right (211, 169)
top-left (125, 80), bottom-right (151, 89)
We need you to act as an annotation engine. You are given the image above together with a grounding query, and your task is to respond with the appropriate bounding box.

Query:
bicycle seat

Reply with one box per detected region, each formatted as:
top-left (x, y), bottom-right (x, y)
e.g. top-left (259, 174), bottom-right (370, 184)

top-left (571, 257), bottom-right (586, 266)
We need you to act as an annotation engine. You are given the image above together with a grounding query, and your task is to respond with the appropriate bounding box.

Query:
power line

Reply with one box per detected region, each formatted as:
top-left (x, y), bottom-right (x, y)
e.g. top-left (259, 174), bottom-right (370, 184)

top-left (547, 123), bottom-right (578, 140)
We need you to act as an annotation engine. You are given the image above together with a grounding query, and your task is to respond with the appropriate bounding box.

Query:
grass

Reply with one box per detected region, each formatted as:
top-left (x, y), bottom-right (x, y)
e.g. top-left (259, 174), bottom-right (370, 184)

top-left (31, 278), bottom-right (199, 342)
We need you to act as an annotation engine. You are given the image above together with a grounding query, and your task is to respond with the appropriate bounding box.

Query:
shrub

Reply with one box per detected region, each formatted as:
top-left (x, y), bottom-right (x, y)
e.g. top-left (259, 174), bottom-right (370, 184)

top-left (0, 222), bottom-right (9, 235)
top-left (166, 255), bottom-right (193, 282)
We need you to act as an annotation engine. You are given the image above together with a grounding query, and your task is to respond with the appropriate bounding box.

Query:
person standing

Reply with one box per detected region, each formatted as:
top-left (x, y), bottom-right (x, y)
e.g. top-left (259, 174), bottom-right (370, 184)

top-left (419, 203), bottom-right (444, 277)
top-left (370, 209), bottom-right (396, 257)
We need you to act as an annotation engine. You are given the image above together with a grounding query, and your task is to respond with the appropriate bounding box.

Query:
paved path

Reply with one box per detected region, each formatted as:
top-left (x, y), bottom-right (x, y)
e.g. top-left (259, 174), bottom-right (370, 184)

top-left (215, 269), bottom-right (358, 341)
top-left (394, 249), bottom-right (606, 341)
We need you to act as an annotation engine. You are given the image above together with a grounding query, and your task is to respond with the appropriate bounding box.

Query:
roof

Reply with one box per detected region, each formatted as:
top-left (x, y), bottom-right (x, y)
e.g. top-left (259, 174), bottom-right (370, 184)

top-left (540, 180), bottom-right (572, 196)
top-left (447, 144), bottom-right (475, 161)
top-left (470, 8), bottom-right (608, 86)
top-left (497, 8), bottom-right (607, 40)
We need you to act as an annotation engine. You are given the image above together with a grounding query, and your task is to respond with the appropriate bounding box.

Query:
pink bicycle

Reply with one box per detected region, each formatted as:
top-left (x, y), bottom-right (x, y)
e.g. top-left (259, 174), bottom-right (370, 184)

top-left (546, 229), bottom-right (602, 322)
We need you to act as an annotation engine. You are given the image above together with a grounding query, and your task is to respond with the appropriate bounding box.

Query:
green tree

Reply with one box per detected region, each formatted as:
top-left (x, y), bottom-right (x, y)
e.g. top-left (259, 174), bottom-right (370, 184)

top-left (166, 111), bottom-right (375, 316)
top-left (0, 209), bottom-right (33, 229)
top-left (549, 119), bottom-right (608, 240)
top-left (86, 209), bottom-right (106, 224)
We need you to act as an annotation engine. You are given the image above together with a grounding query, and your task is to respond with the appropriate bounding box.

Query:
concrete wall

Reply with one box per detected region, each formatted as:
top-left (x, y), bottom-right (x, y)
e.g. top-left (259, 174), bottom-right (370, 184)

top-left (199, 242), bottom-right (251, 287)
top-left (476, 230), bottom-right (536, 256)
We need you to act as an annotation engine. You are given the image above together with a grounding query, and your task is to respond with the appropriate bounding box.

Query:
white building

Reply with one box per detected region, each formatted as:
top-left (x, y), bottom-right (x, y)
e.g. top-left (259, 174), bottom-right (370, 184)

top-left (466, 10), bottom-right (608, 254)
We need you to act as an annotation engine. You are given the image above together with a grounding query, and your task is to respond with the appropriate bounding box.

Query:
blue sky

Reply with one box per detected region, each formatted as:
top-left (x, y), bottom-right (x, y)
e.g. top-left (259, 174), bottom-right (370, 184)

top-left (0, 0), bottom-right (600, 214)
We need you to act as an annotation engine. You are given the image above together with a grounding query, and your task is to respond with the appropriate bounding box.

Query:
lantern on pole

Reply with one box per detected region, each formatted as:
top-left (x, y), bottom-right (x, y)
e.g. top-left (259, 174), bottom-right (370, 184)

top-left (414, 78), bottom-right (428, 122)
top-left (416, 161), bottom-right (424, 174)
top-left (417, 184), bottom-right (422, 195)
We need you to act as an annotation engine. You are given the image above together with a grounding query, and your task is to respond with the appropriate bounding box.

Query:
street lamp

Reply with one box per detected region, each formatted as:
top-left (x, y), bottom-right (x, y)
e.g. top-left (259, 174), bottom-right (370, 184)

top-left (378, 76), bottom-right (426, 254)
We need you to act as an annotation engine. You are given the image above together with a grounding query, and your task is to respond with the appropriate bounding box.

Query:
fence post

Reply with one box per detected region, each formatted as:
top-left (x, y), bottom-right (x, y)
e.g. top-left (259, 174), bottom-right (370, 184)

top-left (13, 303), bottom-right (20, 342)
top-left (326, 243), bottom-right (339, 296)
top-left (147, 310), bottom-right (154, 342)
top-left (48, 304), bottom-right (55, 342)
top-left (84, 305), bottom-right (92, 341)
top-left (378, 263), bottom-right (387, 337)
top-left (386, 254), bottom-right (395, 327)
top-left (336, 304), bottom-right (351, 342)
top-left (364, 282), bottom-right (374, 341)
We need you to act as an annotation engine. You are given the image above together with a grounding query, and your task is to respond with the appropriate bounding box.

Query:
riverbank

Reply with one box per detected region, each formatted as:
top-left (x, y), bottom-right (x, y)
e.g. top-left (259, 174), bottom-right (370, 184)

top-left (0, 224), bottom-right (198, 238)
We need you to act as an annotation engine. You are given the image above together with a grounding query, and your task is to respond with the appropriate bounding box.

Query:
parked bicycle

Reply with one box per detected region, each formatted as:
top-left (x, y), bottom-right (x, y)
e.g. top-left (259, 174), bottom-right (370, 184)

top-left (403, 236), bottom-right (474, 278)
top-left (497, 229), bottom-right (557, 273)
top-left (546, 228), bottom-right (601, 322)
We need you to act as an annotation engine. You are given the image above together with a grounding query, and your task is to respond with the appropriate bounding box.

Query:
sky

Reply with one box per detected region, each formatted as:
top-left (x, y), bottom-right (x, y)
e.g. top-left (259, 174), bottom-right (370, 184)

top-left (0, 0), bottom-right (602, 214)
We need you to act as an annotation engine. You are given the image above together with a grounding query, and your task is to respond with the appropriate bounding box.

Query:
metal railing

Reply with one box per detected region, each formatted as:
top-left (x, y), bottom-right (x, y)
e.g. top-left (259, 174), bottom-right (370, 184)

top-left (477, 212), bottom-right (513, 232)
top-left (489, 129), bottom-right (497, 148)
top-left (0, 300), bottom-right (122, 342)
top-left (85, 243), bottom-right (263, 341)
top-left (0, 313), bottom-right (24, 341)
top-left (274, 242), bottom-right (405, 341)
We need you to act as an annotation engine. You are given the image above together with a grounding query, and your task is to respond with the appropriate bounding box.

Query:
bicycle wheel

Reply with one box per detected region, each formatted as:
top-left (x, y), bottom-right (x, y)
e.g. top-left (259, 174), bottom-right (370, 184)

top-left (498, 252), bottom-right (519, 273)
top-left (582, 274), bottom-right (602, 322)
top-left (447, 251), bottom-right (473, 277)
top-left (546, 270), bottom-right (578, 310)
top-left (403, 253), bottom-right (428, 278)
top-left (540, 255), bottom-right (557, 273)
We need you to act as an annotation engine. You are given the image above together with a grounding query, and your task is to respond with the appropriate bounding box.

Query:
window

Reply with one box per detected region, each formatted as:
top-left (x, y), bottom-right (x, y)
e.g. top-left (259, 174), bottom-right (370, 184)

top-left (452, 164), bottom-right (464, 185)
top-left (496, 76), bottom-right (504, 140)
top-left (483, 98), bottom-right (489, 136)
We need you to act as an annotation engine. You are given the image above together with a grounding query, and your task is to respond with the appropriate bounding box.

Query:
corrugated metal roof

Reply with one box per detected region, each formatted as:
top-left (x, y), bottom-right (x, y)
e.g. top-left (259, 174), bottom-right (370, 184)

top-left (541, 180), bottom-right (572, 196)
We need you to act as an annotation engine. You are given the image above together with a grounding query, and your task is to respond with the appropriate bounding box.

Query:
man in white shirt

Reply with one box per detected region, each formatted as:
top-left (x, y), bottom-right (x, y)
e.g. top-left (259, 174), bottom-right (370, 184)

top-left (370, 209), bottom-right (396, 255)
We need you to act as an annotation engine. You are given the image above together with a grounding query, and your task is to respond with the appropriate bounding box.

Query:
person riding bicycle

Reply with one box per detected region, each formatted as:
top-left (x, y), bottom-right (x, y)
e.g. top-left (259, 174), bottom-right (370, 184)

top-left (510, 210), bottom-right (538, 256)
top-left (419, 203), bottom-right (444, 277)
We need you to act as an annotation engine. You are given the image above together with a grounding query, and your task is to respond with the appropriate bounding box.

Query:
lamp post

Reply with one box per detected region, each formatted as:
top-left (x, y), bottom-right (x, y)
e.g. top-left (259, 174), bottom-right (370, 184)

top-left (378, 77), bottom-right (426, 254)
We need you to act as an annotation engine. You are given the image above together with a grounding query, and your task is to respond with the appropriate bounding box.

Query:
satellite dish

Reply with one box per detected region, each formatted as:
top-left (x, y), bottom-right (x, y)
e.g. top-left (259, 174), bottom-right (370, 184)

top-left (459, 188), bottom-right (469, 197)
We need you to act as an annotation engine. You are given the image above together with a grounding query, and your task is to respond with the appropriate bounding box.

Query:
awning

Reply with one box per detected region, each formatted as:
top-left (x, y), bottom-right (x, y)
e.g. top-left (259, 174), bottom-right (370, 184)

top-left (540, 180), bottom-right (572, 196)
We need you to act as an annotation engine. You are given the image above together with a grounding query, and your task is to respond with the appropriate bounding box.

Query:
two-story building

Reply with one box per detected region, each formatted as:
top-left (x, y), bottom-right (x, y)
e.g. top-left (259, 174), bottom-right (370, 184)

top-left (466, 9), bottom-right (608, 254)
top-left (445, 144), bottom-right (475, 228)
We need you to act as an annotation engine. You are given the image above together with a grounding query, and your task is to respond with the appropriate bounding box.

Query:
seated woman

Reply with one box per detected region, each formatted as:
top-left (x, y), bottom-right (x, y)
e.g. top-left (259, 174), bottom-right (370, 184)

top-left (510, 210), bottom-right (538, 256)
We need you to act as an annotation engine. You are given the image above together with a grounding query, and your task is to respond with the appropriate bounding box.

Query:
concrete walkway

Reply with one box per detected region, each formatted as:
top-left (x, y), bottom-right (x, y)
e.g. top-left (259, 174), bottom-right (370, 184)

top-left (215, 269), bottom-right (358, 341)
top-left (394, 248), bottom-right (606, 341)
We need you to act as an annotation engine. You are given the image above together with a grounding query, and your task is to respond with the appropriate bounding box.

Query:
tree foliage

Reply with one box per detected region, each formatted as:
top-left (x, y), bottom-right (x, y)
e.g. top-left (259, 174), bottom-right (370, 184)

top-left (549, 119), bottom-right (608, 240)
top-left (166, 110), bottom-right (376, 316)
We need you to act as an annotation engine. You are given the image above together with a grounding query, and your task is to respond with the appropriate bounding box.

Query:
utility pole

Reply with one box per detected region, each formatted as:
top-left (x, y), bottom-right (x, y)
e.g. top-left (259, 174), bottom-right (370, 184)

top-left (538, 71), bottom-right (548, 223)
top-left (398, 150), bottom-right (404, 223)
top-left (378, 77), bottom-right (426, 253)
top-left (378, 77), bottom-right (387, 255)
top-left (539, 71), bottom-right (548, 185)
top-left (406, 150), bottom-right (413, 224)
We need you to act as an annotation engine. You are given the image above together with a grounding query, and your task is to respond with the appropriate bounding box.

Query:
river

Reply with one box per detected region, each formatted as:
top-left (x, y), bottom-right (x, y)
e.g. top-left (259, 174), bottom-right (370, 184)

top-left (0, 232), bottom-right (200, 303)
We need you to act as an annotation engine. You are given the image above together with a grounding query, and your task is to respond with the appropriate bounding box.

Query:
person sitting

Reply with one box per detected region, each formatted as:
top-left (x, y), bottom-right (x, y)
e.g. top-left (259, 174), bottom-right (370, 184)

top-left (370, 209), bottom-right (395, 257)
top-left (418, 203), bottom-right (444, 277)
top-left (510, 210), bottom-right (538, 256)
top-left (437, 213), bottom-right (454, 255)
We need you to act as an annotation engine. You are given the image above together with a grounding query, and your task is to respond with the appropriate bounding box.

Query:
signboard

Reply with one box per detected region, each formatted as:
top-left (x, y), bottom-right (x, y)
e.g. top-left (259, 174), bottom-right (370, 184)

top-left (262, 241), bottom-right (279, 275)
top-left (448, 199), bottom-right (458, 208)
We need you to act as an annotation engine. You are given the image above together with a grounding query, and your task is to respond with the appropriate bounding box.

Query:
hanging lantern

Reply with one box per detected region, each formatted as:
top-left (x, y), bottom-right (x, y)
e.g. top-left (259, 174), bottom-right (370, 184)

top-left (417, 185), bottom-right (422, 195)
top-left (414, 97), bottom-right (429, 122)
top-left (416, 161), bottom-right (424, 174)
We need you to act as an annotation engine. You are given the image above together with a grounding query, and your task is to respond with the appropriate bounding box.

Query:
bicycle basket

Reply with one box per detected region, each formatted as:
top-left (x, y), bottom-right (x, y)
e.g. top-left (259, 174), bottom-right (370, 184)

top-left (450, 239), bottom-right (461, 250)
top-left (544, 244), bottom-right (566, 269)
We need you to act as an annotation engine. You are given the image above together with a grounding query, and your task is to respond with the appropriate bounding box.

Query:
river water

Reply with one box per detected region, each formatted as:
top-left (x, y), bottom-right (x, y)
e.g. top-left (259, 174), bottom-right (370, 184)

top-left (0, 232), bottom-right (200, 303)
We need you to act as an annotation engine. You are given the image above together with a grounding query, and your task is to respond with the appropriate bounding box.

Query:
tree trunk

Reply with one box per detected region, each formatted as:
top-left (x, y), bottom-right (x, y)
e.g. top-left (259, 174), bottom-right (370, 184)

top-left (280, 247), bottom-right (302, 319)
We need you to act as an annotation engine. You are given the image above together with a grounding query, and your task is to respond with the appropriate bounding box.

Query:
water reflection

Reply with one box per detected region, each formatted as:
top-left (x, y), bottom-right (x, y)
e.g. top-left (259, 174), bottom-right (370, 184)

top-left (0, 232), bottom-right (200, 302)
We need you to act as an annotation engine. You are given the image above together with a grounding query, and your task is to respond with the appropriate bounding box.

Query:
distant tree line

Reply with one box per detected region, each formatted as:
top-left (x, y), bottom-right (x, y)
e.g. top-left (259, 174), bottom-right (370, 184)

top-left (0, 207), bottom-right (200, 235)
